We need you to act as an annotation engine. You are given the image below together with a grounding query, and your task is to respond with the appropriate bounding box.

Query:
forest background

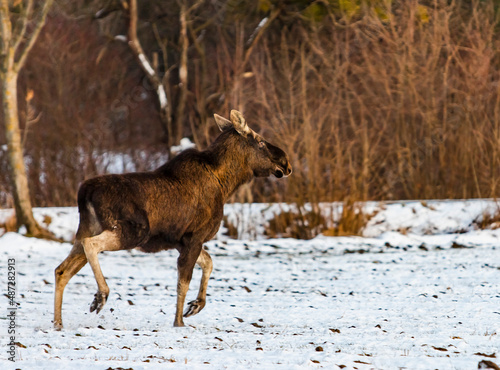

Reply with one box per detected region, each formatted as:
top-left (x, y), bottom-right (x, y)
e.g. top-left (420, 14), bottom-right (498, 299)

top-left (1, 0), bottom-right (499, 215)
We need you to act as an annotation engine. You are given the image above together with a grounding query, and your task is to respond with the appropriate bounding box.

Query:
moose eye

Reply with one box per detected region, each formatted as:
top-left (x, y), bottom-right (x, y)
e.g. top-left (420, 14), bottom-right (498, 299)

top-left (258, 141), bottom-right (266, 149)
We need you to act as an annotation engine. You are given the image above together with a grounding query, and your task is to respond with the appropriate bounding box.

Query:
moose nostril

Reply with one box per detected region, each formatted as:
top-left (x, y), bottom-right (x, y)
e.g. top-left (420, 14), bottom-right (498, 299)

top-left (286, 164), bottom-right (292, 175)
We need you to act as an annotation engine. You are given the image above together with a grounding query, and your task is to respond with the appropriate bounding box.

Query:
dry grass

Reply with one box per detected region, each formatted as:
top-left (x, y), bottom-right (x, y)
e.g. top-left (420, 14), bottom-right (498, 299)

top-left (263, 200), bottom-right (372, 240)
top-left (221, 215), bottom-right (239, 239)
top-left (323, 200), bottom-right (371, 237)
top-left (242, 0), bottom-right (500, 204)
top-left (264, 208), bottom-right (326, 240)
top-left (0, 213), bottom-right (17, 233)
top-left (473, 203), bottom-right (500, 230)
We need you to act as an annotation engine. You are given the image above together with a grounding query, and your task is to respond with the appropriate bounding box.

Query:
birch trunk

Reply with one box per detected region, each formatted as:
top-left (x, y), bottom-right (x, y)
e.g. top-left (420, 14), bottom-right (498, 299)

top-left (1, 70), bottom-right (41, 235)
top-left (0, 0), bottom-right (55, 238)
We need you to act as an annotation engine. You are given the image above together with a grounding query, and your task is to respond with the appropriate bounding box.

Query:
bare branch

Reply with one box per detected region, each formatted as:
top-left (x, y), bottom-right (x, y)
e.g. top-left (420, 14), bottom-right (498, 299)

top-left (14, 0), bottom-right (54, 72)
top-left (94, 0), bottom-right (121, 19)
top-left (246, 17), bottom-right (268, 47)
top-left (0, 0), bottom-right (12, 56)
top-left (186, 0), bottom-right (204, 15)
top-left (242, 7), bottom-right (280, 67)
top-left (124, 0), bottom-right (172, 144)
top-left (174, 0), bottom-right (189, 144)
top-left (126, 0), bottom-right (157, 81)
top-left (12, 0), bottom-right (33, 53)
top-left (152, 22), bottom-right (171, 87)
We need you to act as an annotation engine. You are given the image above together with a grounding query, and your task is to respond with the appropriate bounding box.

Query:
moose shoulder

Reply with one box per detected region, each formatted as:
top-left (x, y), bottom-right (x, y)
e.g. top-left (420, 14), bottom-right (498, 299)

top-left (54, 110), bottom-right (292, 329)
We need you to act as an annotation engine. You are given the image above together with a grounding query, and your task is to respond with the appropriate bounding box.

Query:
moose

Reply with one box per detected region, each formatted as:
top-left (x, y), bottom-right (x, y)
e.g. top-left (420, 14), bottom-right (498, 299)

top-left (54, 110), bottom-right (292, 329)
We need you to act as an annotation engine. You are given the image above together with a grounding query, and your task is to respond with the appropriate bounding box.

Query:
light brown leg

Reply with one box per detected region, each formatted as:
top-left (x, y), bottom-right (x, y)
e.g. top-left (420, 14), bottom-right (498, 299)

top-left (54, 241), bottom-right (87, 330)
top-left (82, 230), bottom-right (121, 314)
top-left (184, 248), bottom-right (213, 318)
top-left (173, 245), bottom-right (202, 327)
top-left (174, 278), bottom-right (190, 327)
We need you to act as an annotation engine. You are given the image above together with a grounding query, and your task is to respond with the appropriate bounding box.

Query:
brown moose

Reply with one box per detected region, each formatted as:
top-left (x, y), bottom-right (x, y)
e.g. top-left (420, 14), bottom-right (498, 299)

top-left (54, 110), bottom-right (291, 329)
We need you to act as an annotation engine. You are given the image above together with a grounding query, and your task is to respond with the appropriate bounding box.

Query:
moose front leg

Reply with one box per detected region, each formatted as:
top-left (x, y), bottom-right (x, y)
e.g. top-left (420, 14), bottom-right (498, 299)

top-left (174, 243), bottom-right (202, 327)
top-left (184, 248), bottom-right (213, 318)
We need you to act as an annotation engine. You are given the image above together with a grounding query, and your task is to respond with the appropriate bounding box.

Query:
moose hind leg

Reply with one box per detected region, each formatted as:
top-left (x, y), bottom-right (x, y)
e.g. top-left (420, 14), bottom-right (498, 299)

top-left (82, 230), bottom-right (121, 314)
top-left (184, 248), bottom-right (213, 318)
top-left (54, 241), bottom-right (88, 330)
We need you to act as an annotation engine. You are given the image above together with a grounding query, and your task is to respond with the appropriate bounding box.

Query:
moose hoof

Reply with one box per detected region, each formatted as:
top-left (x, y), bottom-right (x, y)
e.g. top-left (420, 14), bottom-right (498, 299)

top-left (173, 320), bottom-right (185, 327)
top-left (53, 321), bottom-right (63, 331)
top-left (90, 291), bottom-right (108, 314)
top-left (183, 299), bottom-right (205, 318)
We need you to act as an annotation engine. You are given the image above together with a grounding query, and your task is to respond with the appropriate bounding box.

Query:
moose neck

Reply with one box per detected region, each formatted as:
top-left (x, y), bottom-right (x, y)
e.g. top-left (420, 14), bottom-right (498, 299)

top-left (208, 131), bottom-right (254, 200)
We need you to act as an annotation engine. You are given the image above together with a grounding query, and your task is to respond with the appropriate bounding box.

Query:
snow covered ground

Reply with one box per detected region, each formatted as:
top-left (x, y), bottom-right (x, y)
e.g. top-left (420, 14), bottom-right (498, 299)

top-left (0, 200), bottom-right (499, 369)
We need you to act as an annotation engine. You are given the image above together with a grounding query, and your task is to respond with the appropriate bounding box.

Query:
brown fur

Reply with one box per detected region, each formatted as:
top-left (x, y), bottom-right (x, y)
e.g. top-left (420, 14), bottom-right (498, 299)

top-left (54, 110), bottom-right (291, 329)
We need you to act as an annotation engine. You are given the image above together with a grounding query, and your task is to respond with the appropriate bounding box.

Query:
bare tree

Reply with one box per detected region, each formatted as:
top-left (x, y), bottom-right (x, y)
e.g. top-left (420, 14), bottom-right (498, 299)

top-left (0, 0), bottom-right (54, 237)
top-left (121, 0), bottom-right (174, 145)
top-left (95, 0), bottom-right (203, 149)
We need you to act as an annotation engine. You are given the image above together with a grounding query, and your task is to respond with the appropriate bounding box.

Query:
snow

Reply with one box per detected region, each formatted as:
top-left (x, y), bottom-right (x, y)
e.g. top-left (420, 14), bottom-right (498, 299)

top-left (137, 53), bottom-right (155, 77)
top-left (0, 200), bottom-right (499, 369)
top-left (247, 17), bottom-right (269, 45)
top-left (113, 35), bottom-right (127, 43)
top-left (171, 138), bottom-right (196, 155)
top-left (94, 151), bottom-right (169, 174)
top-left (157, 85), bottom-right (168, 109)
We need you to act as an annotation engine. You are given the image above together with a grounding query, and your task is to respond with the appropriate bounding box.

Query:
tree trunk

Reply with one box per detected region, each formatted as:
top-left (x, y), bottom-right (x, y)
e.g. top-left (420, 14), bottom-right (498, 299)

top-left (174, 1), bottom-right (189, 146)
top-left (1, 70), bottom-right (42, 236)
top-left (0, 0), bottom-right (55, 239)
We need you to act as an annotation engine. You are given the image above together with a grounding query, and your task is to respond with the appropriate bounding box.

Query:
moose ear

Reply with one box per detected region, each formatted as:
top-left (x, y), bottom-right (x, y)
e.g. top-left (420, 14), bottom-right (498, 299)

top-left (214, 114), bottom-right (233, 132)
top-left (230, 110), bottom-right (253, 137)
